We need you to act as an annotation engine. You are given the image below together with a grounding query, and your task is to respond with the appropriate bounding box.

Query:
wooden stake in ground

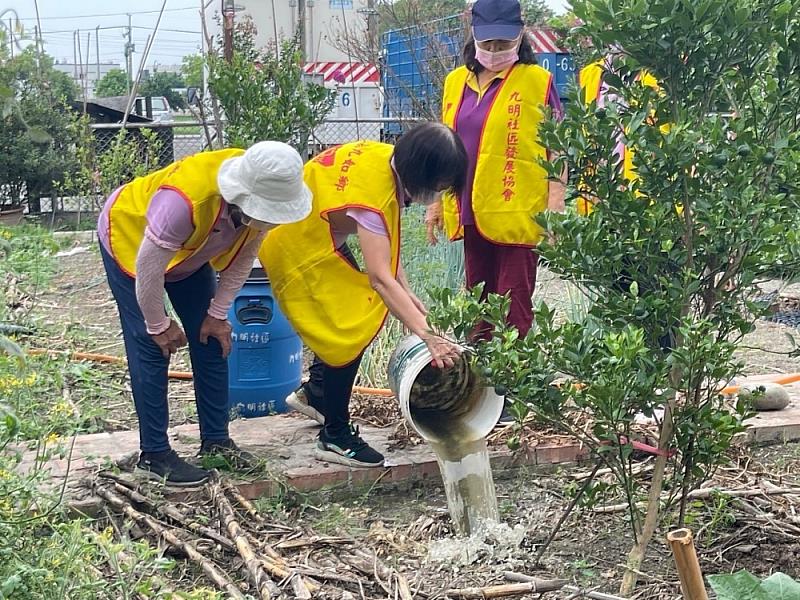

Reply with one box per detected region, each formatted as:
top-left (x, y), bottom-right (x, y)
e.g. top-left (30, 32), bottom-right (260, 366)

top-left (95, 486), bottom-right (245, 599)
top-left (445, 579), bottom-right (568, 599)
top-left (667, 528), bottom-right (709, 600)
top-left (211, 480), bottom-right (282, 600)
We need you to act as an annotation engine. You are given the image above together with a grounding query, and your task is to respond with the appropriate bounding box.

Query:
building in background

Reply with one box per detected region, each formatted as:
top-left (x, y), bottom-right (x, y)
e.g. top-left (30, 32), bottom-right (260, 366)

top-left (210, 0), bottom-right (375, 63)
top-left (52, 60), bottom-right (122, 99)
top-left (210, 0), bottom-right (383, 145)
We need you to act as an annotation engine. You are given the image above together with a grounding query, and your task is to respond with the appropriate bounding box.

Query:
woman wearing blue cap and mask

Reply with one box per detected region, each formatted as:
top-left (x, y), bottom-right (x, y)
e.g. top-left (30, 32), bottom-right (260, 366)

top-left (426, 0), bottom-right (566, 338)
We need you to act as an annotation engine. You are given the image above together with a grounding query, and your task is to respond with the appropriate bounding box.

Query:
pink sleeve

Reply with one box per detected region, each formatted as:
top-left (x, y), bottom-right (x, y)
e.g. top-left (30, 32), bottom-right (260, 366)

top-left (144, 188), bottom-right (195, 251)
top-left (345, 208), bottom-right (388, 237)
top-left (207, 232), bottom-right (267, 320)
top-left (547, 80), bottom-right (564, 121)
top-left (135, 237), bottom-right (175, 334)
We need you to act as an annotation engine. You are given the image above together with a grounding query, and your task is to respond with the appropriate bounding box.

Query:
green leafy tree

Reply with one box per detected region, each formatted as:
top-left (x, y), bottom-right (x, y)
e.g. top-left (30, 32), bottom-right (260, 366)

top-left (430, 0), bottom-right (800, 595)
top-left (0, 48), bottom-right (83, 212)
top-left (180, 53), bottom-right (203, 89)
top-left (140, 70), bottom-right (186, 110)
top-left (94, 68), bottom-right (128, 98)
top-left (208, 19), bottom-right (334, 153)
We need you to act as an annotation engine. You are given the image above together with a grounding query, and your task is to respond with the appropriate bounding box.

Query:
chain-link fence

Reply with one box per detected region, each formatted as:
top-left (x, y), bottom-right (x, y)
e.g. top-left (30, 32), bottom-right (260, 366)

top-left (31, 118), bottom-right (427, 228)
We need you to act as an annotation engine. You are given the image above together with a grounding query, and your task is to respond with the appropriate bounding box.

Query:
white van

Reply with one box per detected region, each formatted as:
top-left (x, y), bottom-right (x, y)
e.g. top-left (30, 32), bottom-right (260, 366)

top-left (136, 96), bottom-right (174, 123)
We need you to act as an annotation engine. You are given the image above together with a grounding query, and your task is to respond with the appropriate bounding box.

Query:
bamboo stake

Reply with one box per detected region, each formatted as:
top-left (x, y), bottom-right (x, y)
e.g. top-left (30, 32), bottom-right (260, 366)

top-left (667, 529), bottom-right (709, 600)
top-left (594, 486), bottom-right (800, 513)
top-left (212, 482), bottom-right (281, 599)
top-left (95, 486), bottom-right (245, 599)
top-left (106, 481), bottom-right (237, 551)
top-left (503, 572), bottom-right (629, 600)
top-left (445, 579), bottom-right (568, 599)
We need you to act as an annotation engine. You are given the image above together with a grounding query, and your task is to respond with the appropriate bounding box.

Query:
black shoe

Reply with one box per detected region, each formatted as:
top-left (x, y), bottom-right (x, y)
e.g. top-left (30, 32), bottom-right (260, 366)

top-left (198, 438), bottom-right (257, 470)
top-left (286, 384), bottom-right (325, 425)
top-left (495, 404), bottom-right (516, 427)
top-left (135, 449), bottom-right (210, 487)
top-left (314, 424), bottom-right (384, 468)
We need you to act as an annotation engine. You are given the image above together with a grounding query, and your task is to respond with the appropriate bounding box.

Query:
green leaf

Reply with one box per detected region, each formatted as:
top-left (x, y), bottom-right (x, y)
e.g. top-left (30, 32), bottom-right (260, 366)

top-left (760, 572), bottom-right (800, 599)
top-left (26, 127), bottom-right (53, 144)
top-left (708, 571), bottom-right (769, 600)
top-left (0, 335), bottom-right (24, 360)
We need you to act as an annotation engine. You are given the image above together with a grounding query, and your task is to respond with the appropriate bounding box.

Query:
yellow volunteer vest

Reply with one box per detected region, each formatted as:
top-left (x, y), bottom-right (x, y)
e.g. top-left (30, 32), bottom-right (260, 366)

top-left (577, 60), bottom-right (606, 215)
top-left (107, 149), bottom-right (261, 276)
top-left (577, 65), bottom-right (663, 214)
top-left (441, 64), bottom-right (552, 246)
top-left (260, 141), bottom-right (401, 367)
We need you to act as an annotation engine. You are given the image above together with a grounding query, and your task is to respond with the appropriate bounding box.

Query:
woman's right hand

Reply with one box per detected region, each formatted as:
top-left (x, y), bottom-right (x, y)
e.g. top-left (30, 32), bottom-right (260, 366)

top-left (422, 333), bottom-right (461, 369)
top-left (424, 201), bottom-right (444, 245)
top-left (151, 320), bottom-right (188, 358)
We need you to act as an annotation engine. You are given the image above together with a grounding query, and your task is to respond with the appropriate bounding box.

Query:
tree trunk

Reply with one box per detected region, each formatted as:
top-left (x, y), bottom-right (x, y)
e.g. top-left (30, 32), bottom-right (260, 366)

top-left (619, 399), bottom-right (675, 596)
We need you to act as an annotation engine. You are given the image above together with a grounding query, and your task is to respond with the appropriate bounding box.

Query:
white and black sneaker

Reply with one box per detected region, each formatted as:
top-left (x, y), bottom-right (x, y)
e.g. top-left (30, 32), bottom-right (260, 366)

top-left (314, 424), bottom-right (384, 468)
top-left (135, 449), bottom-right (210, 487)
top-left (286, 385), bottom-right (325, 425)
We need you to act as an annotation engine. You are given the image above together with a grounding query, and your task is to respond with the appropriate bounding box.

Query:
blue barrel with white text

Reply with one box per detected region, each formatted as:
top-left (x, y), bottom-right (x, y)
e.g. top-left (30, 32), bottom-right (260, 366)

top-left (227, 265), bottom-right (302, 418)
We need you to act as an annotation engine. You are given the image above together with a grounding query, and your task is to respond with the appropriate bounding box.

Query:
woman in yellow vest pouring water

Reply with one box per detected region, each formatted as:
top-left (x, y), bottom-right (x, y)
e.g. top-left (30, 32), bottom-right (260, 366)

top-left (262, 123), bottom-right (468, 468)
top-left (98, 142), bottom-right (311, 486)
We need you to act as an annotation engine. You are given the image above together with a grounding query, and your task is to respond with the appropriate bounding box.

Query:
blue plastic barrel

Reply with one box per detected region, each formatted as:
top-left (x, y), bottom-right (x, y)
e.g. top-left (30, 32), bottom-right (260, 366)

top-left (227, 266), bottom-right (302, 418)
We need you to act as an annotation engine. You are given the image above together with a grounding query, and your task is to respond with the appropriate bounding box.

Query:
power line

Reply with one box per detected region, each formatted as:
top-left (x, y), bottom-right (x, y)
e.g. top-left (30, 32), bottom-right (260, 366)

top-left (16, 6), bottom-right (198, 22)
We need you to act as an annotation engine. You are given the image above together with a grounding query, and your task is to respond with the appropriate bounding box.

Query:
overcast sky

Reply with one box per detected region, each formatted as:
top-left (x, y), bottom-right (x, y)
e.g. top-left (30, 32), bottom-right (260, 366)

top-left (5, 0), bottom-right (570, 70)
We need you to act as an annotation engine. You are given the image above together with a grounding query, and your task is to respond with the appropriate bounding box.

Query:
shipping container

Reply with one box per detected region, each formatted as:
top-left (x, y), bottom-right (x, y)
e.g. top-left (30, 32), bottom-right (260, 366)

top-left (382, 15), bottom-right (576, 130)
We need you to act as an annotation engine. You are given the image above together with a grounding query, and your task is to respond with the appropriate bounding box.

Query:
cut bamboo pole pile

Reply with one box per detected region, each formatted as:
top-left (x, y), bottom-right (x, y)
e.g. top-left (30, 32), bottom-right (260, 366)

top-left (91, 471), bottom-right (456, 599)
top-left (667, 528), bottom-right (708, 600)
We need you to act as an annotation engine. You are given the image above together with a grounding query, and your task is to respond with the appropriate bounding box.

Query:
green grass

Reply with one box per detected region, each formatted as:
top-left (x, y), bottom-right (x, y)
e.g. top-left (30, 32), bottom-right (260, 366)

top-left (173, 115), bottom-right (204, 136)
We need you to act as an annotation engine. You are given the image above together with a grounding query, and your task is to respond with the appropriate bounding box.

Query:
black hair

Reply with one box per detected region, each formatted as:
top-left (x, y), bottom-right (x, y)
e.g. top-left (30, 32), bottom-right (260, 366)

top-left (393, 122), bottom-right (468, 198)
top-left (462, 33), bottom-right (537, 74)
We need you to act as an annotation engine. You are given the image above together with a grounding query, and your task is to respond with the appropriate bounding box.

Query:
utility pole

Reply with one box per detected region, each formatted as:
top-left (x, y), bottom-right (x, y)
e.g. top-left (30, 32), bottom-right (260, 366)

top-left (96, 26), bottom-right (101, 82)
top-left (73, 30), bottom-right (79, 80)
top-left (222, 0), bottom-right (234, 62)
top-left (358, 0), bottom-right (378, 58)
top-left (125, 14), bottom-right (134, 94)
top-left (8, 18), bottom-right (13, 58)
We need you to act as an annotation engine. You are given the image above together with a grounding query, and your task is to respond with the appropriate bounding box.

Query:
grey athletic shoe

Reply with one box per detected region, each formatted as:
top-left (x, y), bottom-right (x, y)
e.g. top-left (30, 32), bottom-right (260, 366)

top-left (286, 385), bottom-right (325, 425)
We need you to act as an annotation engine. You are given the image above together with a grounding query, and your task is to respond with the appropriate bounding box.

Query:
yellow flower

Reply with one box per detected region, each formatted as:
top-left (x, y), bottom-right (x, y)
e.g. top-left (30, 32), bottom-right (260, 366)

top-left (46, 432), bottom-right (60, 445)
top-left (0, 230), bottom-right (12, 240)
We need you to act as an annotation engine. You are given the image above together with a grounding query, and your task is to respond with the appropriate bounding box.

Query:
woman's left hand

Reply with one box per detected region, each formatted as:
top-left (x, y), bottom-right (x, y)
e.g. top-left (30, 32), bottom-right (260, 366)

top-left (199, 315), bottom-right (233, 358)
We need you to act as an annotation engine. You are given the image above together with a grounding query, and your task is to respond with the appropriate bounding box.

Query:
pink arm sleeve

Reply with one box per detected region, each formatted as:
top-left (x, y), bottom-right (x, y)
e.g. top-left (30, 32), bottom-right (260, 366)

top-left (207, 232), bottom-right (267, 320)
top-left (135, 237), bottom-right (175, 335)
top-left (144, 188), bottom-right (194, 251)
top-left (345, 208), bottom-right (387, 236)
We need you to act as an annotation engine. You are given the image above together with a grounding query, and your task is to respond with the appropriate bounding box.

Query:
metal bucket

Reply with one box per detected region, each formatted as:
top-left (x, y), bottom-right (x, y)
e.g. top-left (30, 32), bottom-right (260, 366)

top-left (387, 334), bottom-right (504, 444)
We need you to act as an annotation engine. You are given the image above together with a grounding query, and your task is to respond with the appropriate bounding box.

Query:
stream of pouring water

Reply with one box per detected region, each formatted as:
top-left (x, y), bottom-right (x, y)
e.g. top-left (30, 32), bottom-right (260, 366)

top-left (412, 399), bottom-right (500, 535)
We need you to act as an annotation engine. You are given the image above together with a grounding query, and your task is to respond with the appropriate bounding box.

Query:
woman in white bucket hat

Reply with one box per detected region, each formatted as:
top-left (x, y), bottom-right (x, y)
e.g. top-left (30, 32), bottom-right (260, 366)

top-left (97, 141), bottom-right (311, 486)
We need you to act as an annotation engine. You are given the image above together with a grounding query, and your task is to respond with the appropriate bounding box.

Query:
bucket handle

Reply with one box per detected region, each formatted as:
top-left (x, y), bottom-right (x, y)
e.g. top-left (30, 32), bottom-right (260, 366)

top-left (237, 302), bottom-right (273, 325)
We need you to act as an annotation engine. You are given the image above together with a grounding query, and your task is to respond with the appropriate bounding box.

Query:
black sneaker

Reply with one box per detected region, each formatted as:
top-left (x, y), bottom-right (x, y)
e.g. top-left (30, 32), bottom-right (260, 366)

top-left (286, 384), bottom-right (325, 425)
top-left (314, 424), bottom-right (384, 468)
top-left (495, 405), bottom-right (516, 427)
top-left (198, 438), bottom-right (257, 470)
top-left (135, 449), bottom-right (210, 487)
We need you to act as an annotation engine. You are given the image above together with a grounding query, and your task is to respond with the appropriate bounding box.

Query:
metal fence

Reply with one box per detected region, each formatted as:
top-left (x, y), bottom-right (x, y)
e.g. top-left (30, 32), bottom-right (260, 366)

top-left (88, 117), bottom-right (426, 167)
top-left (32, 118), bottom-right (426, 227)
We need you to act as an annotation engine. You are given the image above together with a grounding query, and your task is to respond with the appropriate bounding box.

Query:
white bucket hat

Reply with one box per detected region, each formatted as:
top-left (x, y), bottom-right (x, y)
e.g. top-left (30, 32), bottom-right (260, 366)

top-left (217, 141), bottom-right (312, 225)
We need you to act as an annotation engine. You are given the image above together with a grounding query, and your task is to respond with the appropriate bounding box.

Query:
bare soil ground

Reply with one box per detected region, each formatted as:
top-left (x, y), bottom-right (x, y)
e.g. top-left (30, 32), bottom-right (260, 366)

top-left (33, 245), bottom-right (800, 598)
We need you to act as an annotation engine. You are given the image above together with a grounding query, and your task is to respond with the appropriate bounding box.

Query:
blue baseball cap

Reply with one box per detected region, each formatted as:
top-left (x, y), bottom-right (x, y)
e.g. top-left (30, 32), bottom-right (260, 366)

top-left (471, 0), bottom-right (524, 42)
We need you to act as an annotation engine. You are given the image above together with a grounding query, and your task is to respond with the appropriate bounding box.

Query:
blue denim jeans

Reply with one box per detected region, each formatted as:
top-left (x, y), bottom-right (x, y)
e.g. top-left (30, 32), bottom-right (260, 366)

top-left (100, 244), bottom-right (229, 453)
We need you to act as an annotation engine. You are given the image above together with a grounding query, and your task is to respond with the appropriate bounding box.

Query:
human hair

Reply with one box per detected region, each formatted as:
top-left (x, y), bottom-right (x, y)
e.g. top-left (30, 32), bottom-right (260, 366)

top-left (462, 33), bottom-right (538, 74)
top-left (392, 122), bottom-right (468, 198)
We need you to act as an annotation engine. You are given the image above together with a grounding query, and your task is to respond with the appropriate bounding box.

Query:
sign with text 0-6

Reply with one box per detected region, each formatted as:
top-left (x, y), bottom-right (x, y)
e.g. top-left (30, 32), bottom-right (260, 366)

top-left (330, 0), bottom-right (353, 7)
